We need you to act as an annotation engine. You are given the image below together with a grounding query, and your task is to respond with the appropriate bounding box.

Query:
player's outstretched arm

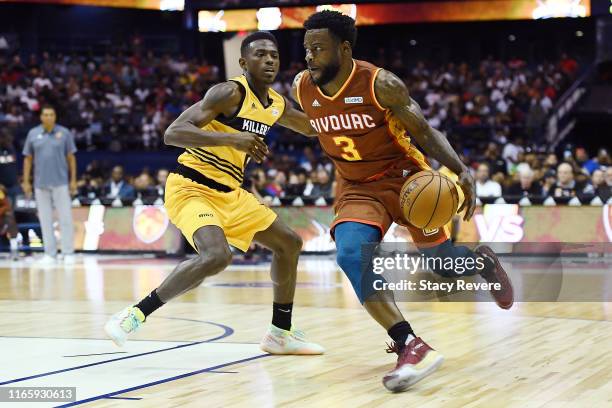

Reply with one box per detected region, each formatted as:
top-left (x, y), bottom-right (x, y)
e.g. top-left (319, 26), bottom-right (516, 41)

top-left (164, 82), bottom-right (269, 163)
top-left (277, 96), bottom-right (318, 137)
top-left (374, 69), bottom-right (476, 220)
top-left (278, 71), bottom-right (317, 138)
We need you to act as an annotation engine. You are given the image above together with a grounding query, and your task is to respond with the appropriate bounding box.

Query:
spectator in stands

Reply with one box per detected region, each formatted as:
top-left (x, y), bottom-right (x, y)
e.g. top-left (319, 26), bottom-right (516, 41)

top-left (475, 163), bottom-right (502, 198)
top-left (506, 167), bottom-right (542, 198)
top-left (502, 136), bottom-right (524, 174)
top-left (482, 142), bottom-right (506, 177)
top-left (541, 169), bottom-right (555, 196)
top-left (263, 170), bottom-right (285, 198)
top-left (285, 170), bottom-right (307, 197)
top-left (4, 105), bottom-right (24, 128)
top-left (103, 165), bottom-right (135, 200)
top-left (543, 153), bottom-right (559, 172)
top-left (142, 112), bottom-right (160, 150)
top-left (580, 148), bottom-right (610, 174)
top-left (0, 129), bottom-right (20, 203)
top-left (250, 168), bottom-right (269, 202)
top-left (133, 170), bottom-right (154, 198)
top-left (77, 173), bottom-right (102, 199)
top-left (550, 162), bottom-right (582, 198)
top-left (526, 95), bottom-right (547, 138)
top-left (559, 53), bottom-right (578, 77)
top-left (155, 168), bottom-right (168, 198)
top-left (576, 147), bottom-right (596, 174)
top-left (307, 169), bottom-right (335, 199)
top-left (582, 169), bottom-right (610, 201)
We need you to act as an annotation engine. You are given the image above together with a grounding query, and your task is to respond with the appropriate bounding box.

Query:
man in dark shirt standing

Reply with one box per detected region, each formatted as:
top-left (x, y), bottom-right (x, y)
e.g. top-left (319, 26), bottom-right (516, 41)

top-left (0, 129), bottom-right (20, 260)
top-left (0, 130), bottom-right (20, 203)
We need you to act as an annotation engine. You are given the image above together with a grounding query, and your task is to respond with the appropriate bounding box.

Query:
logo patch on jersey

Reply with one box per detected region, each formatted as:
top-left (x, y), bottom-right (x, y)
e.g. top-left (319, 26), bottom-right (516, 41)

top-left (344, 96), bottom-right (363, 104)
top-left (271, 108), bottom-right (280, 116)
top-left (312, 99), bottom-right (321, 107)
top-left (251, 102), bottom-right (257, 109)
top-left (422, 228), bottom-right (439, 236)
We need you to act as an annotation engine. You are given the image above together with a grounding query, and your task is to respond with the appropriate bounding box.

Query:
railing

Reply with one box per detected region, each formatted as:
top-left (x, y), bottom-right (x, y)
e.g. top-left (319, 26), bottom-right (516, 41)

top-left (546, 64), bottom-right (595, 150)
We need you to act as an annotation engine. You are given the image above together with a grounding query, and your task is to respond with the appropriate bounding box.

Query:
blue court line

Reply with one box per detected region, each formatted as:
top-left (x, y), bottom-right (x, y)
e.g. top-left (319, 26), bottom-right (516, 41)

top-left (55, 354), bottom-right (270, 407)
top-left (0, 335), bottom-right (258, 345)
top-left (63, 352), bottom-right (128, 358)
top-left (101, 396), bottom-right (142, 400)
top-left (0, 319), bottom-right (233, 386)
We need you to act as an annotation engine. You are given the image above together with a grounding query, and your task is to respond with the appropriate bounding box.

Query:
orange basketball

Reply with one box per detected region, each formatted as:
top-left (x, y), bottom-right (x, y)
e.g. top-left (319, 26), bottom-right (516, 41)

top-left (399, 170), bottom-right (459, 229)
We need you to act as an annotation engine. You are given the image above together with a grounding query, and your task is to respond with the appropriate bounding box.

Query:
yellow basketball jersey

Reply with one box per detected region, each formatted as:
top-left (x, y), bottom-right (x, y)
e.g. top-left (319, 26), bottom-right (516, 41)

top-left (177, 75), bottom-right (286, 189)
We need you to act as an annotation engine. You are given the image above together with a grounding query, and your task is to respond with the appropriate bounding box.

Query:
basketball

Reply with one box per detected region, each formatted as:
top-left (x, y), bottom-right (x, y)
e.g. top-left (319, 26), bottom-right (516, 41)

top-left (399, 170), bottom-right (459, 229)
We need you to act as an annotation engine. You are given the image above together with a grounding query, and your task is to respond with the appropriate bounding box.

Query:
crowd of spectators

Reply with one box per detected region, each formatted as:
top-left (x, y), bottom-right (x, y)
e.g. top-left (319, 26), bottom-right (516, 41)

top-left (0, 51), bottom-right (220, 152)
top-left (65, 143), bottom-right (611, 204)
top-left (2, 50), bottom-right (609, 205)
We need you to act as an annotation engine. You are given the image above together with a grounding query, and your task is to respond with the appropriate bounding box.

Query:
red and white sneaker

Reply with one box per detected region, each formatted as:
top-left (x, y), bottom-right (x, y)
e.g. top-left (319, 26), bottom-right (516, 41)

top-left (475, 245), bottom-right (514, 310)
top-left (382, 337), bottom-right (444, 392)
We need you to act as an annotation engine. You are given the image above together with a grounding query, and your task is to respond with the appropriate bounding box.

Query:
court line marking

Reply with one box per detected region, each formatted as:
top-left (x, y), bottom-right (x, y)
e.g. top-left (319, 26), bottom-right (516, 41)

top-left (101, 396), bottom-right (143, 400)
top-left (55, 354), bottom-right (271, 407)
top-left (0, 318), bottom-right (234, 386)
top-left (63, 352), bottom-right (127, 358)
top-left (0, 335), bottom-right (260, 345)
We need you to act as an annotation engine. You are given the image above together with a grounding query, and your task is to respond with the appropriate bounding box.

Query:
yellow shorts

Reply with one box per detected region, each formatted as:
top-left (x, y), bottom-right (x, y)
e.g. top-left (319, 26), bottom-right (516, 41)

top-left (164, 173), bottom-right (277, 252)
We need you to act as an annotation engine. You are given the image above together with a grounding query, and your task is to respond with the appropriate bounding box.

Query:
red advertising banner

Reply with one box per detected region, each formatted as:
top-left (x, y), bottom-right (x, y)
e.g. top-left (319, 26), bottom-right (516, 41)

top-left (275, 205), bottom-right (612, 252)
top-left (70, 205), bottom-right (182, 252)
top-left (198, 1), bottom-right (590, 32)
top-left (0, 0), bottom-right (183, 10)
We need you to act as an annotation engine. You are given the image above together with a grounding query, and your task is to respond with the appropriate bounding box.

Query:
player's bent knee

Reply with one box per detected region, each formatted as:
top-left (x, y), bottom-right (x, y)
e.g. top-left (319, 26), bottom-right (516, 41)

top-left (271, 230), bottom-right (303, 256)
top-left (336, 247), bottom-right (360, 271)
top-left (198, 247), bottom-right (232, 276)
top-left (287, 232), bottom-right (303, 254)
top-left (336, 247), bottom-right (362, 285)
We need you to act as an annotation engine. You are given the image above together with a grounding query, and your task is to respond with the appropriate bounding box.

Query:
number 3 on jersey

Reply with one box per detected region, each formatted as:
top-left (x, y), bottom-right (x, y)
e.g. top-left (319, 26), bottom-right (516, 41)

top-left (333, 136), bottom-right (362, 161)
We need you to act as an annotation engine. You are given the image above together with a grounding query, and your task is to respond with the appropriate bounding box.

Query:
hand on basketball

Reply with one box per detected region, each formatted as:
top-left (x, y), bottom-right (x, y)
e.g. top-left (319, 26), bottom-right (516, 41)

top-left (457, 170), bottom-right (476, 221)
top-left (232, 132), bottom-right (269, 163)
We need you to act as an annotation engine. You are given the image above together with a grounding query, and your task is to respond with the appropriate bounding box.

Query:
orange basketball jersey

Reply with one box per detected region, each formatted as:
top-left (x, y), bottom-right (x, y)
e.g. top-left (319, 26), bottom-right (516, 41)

top-left (296, 59), bottom-right (429, 182)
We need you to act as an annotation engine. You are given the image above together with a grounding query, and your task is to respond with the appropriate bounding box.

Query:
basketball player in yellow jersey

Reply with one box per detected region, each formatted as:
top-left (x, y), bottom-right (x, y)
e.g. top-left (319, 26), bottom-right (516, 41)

top-left (105, 32), bottom-right (324, 355)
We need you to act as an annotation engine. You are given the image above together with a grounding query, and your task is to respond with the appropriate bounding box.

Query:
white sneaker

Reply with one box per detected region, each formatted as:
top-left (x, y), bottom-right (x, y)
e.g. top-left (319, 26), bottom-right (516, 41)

top-left (63, 254), bottom-right (77, 265)
top-left (260, 325), bottom-right (325, 355)
top-left (35, 254), bottom-right (56, 266)
top-left (104, 306), bottom-right (145, 347)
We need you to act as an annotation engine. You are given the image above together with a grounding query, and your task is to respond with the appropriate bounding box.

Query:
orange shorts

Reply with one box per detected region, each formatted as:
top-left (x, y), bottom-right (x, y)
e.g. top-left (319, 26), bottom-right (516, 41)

top-left (331, 168), bottom-right (450, 248)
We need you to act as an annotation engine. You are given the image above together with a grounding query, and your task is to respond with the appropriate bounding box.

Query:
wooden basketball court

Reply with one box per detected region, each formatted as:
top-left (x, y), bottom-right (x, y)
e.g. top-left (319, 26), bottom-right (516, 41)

top-left (1, 255), bottom-right (611, 407)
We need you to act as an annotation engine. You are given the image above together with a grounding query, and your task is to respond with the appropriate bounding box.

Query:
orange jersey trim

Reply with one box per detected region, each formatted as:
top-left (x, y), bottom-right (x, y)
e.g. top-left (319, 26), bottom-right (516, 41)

top-left (316, 59), bottom-right (357, 101)
top-left (330, 217), bottom-right (386, 241)
top-left (295, 71), bottom-right (305, 109)
top-left (370, 68), bottom-right (386, 112)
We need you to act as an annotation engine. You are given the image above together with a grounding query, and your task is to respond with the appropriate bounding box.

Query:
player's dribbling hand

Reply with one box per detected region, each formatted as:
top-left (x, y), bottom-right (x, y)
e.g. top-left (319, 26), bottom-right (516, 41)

top-left (457, 170), bottom-right (476, 221)
top-left (232, 132), bottom-right (269, 163)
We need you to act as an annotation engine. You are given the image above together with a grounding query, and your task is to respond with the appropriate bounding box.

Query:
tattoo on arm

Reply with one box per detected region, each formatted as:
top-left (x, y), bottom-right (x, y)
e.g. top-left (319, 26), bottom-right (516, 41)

top-left (374, 69), bottom-right (466, 175)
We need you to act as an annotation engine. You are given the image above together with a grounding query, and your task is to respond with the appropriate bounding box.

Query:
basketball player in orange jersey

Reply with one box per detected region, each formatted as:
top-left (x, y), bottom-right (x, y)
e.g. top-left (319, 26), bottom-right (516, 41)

top-left (293, 11), bottom-right (514, 392)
